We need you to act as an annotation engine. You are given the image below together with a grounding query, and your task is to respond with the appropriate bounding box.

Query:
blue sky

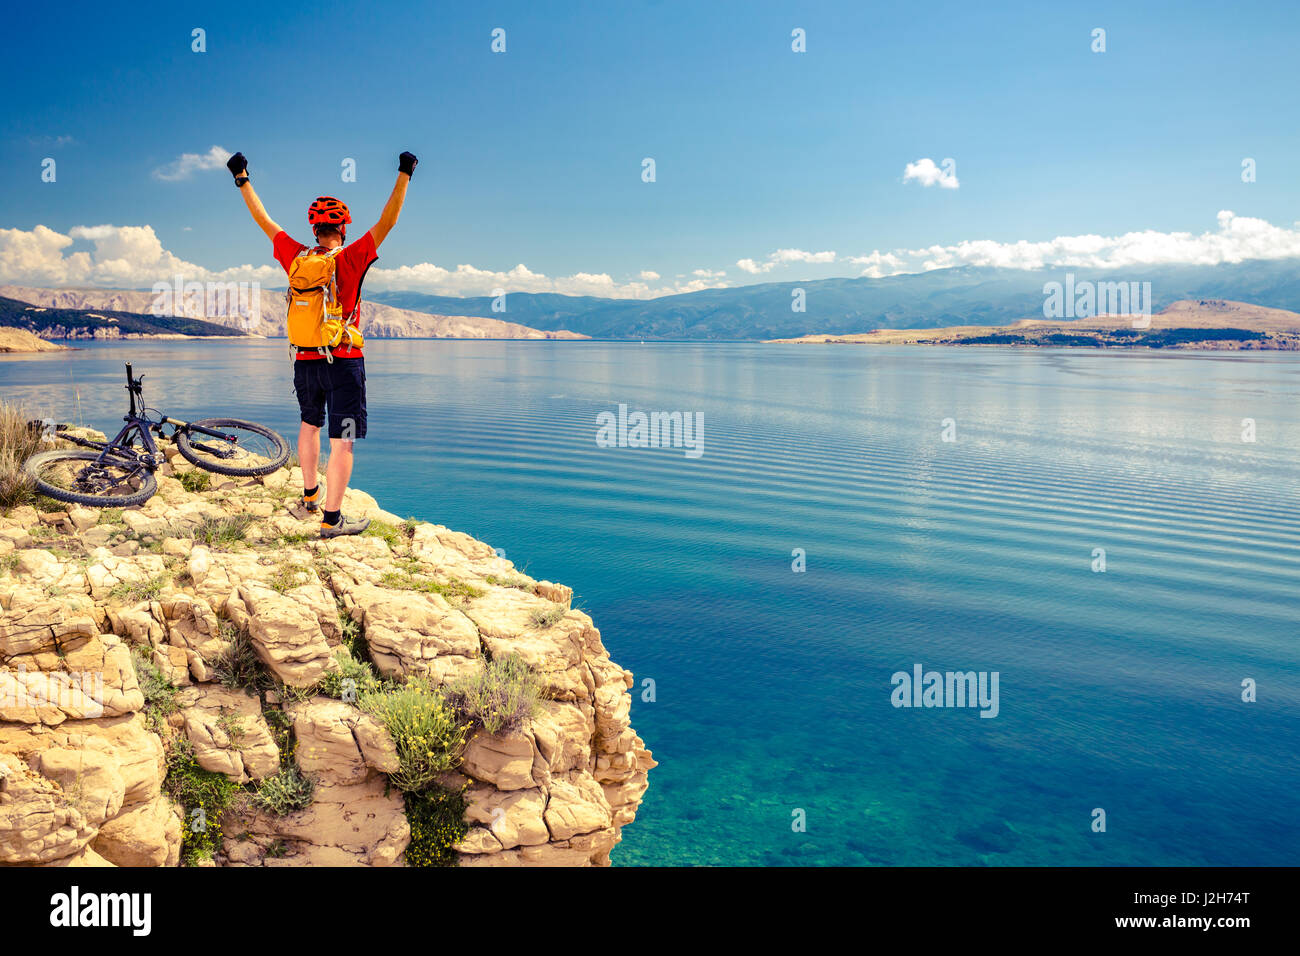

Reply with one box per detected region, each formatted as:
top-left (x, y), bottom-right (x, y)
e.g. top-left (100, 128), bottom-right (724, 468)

top-left (3, 0), bottom-right (1300, 297)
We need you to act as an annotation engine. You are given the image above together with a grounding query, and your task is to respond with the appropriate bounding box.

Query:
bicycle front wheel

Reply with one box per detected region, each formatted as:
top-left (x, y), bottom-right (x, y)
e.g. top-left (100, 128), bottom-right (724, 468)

top-left (176, 418), bottom-right (290, 476)
top-left (24, 449), bottom-right (158, 507)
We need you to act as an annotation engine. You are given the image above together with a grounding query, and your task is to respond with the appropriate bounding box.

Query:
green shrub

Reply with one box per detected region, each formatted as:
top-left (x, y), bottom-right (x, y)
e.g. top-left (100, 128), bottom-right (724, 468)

top-left (165, 740), bottom-right (241, 865)
top-left (484, 573), bottom-right (531, 590)
top-left (403, 785), bottom-right (468, 867)
top-left (194, 514), bottom-right (254, 549)
top-left (251, 765), bottom-right (315, 816)
top-left (0, 402), bottom-right (45, 512)
top-left (442, 654), bottom-right (542, 735)
top-left (380, 565), bottom-right (484, 601)
top-left (214, 623), bottom-right (274, 694)
top-left (529, 604), bottom-right (566, 629)
top-left (216, 712), bottom-right (246, 747)
top-left (180, 470), bottom-right (211, 493)
top-left (262, 706), bottom-right (295, 764)
top-left (108, 572), bottom-right (169, 605)
top-left (338, 611), bottom-right (364, 656)
top-left (318, 649), bottom-right (383, 702)
top-left (268, 558), bottom-right (311, 593)
top-left (363, 519), bottom-right (404, 550)
top-left (359, 678), bottom-right (468, 792)
top-left (274, 680), bottom-right (318, 705)
top-left (131, 647), bottom-right (178, 732)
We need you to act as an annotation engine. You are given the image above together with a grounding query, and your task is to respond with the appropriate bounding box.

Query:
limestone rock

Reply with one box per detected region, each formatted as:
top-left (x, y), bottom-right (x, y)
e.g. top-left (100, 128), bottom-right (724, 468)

top-left (544, 771), bottom-right (614, 842)
top-left (345, 582), bottom-right (480, 681)
top-left (177, 685), bottom-right (280, 783)
top-left (461, 731), bottom-right (539, 791)
top-left (0, 751), bottom-right (97, 864)
top-left (93, 794), bottom-right (182, 867)
top-left (236, 582), bottom-right (335, 688)
top-left (287, 697), bottom-right (395, 784)
top-left (222, 776), bottom-right (409, 867)
top-left (462, 785), bottom-right (549, 850)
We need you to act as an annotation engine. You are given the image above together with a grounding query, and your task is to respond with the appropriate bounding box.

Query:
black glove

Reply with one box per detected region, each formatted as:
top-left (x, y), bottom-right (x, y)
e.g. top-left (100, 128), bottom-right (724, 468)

top-left (399, 151), bottom-right (418, 176)
top-left (226, 152), bottom-right (248, 178)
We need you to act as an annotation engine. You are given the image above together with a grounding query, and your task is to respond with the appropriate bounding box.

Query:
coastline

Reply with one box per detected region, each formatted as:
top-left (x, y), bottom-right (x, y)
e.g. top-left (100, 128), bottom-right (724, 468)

top-left (766, 300), bottom-right (1300, 350)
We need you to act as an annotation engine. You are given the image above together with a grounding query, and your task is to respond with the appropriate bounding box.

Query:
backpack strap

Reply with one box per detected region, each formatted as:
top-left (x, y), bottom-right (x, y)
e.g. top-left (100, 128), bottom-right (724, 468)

top-left (344, 254), bottom-right (376, 326)
top-left (327, 247), bottom-right (342, 316)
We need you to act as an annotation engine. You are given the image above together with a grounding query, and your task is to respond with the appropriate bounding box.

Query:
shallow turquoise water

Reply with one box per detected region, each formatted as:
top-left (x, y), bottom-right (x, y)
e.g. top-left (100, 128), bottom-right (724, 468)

top-left (4, 340), bottom-right (1298, 865)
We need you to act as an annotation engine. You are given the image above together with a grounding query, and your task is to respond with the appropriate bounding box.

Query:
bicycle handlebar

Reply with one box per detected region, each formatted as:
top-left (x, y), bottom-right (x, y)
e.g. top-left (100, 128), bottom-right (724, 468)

top-left (124, 363), bottom-right (143, 417)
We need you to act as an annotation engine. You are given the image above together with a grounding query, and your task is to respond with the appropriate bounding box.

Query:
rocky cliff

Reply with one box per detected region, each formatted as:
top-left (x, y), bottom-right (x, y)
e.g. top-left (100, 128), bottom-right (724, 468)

top-left (0, 430), bottom-right (653, 867)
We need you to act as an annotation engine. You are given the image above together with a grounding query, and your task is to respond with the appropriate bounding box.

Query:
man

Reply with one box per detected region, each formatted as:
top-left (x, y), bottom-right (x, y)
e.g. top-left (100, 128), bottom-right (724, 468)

top-left (226, 149), bottom-right (417, 537)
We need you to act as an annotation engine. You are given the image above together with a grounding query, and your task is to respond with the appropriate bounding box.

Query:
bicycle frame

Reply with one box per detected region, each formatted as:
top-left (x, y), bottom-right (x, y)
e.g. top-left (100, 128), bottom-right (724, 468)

top-left (59, 364), bottom-right (242, 489)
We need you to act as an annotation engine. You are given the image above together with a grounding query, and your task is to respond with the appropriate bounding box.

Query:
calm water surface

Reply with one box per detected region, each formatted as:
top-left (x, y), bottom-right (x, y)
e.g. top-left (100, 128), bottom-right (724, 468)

top-left (3, 339), bottom-right (1298, 866)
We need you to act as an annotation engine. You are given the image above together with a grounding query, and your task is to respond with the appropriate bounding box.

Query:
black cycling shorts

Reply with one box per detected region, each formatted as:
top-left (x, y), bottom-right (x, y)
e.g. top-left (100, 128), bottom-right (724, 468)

top-left (293, 356), bottom-right (367, 440)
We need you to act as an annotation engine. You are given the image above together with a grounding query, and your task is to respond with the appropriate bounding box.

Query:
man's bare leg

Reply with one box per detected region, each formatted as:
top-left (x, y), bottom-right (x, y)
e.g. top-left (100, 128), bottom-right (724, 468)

top-left (324, 438), bottom-right (354, 512)
top-left (298, 421), bottom-right (321, 485)
top-left (298, 422), bottom-right (325, 510)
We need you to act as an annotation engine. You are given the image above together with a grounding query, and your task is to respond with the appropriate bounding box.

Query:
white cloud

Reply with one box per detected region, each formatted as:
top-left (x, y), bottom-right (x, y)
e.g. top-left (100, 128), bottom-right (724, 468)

top-left (0, 223), bottom-right (736, 298)
top-left (28, 134), bottom-right (78, 148)
top-left (736, 248), bottom-right (836, 274)
top-left (903, 157), bottom-right (959, 190)
top-left (846, 250), bottom-right (909, 278)
top-left (850, 210), bottom-right (1300, 277)
top-left (0, 223), bottom-right (281, 287)
top-left (7, 211), bottom-right (1297, 300)
top-left (368, 261), bottom-right (728, 298)
top-left (152, 145), bottom-right (232, 182)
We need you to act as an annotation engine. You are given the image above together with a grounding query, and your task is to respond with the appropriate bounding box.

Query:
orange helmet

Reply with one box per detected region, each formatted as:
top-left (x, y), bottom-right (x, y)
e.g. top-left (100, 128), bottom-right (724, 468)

top-left (308, 196), bottom-right (351, 232)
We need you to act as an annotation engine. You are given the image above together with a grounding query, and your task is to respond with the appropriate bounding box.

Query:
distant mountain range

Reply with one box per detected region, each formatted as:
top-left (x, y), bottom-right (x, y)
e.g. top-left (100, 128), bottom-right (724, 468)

top-left (6, 257), bottom-right (1300, 341)
top-left (0, 286), bottom-right (587, 340)
top-left (370, 259), bottom-right (1300, 339)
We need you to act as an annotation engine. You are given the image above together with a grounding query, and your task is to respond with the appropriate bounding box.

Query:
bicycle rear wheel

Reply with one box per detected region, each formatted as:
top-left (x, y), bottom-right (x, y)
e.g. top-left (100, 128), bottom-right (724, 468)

top-left (24, 449), bottom-right (157, 507)
top-left (176, 418), bottom-right (290, 476)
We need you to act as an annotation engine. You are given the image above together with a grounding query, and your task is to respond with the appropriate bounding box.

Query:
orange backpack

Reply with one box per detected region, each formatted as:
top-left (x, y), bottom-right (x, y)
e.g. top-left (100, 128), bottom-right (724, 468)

top-left (285, 248), bottom-right (364, 357)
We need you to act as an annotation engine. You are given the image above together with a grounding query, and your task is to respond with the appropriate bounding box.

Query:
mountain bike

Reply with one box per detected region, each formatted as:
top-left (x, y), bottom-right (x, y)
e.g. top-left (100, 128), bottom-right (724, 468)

top-left (24, 363), bottom-right (290, 507)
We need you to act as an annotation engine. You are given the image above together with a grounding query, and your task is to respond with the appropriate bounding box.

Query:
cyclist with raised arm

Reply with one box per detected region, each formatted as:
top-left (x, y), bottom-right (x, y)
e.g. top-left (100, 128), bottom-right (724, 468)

top-left (225, 150), bottom-right (417, 537)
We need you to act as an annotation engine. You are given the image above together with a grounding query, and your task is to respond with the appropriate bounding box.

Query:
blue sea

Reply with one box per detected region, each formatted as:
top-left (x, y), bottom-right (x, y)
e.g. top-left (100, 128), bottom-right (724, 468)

top-left (4, 339), bottom-right (1298, 866)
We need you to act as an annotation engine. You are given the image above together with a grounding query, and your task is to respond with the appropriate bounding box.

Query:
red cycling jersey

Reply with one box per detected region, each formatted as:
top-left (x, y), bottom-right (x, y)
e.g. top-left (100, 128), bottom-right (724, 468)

top-left (273, 230), bottom-right (378, 360)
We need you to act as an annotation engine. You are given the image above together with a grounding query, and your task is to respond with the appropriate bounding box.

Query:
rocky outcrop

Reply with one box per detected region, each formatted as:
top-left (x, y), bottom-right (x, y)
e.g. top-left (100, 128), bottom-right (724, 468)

top-left (0, 327), bottom-right (68, 353)
top-left (0, 430), bottom-right (653, 867)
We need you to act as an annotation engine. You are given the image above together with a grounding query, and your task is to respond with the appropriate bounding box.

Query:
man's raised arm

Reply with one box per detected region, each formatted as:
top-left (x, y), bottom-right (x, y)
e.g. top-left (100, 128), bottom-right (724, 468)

top-left (369, 152), bottom-right (418, 248)
top-left (226, 152), bottom-right (283, 241)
